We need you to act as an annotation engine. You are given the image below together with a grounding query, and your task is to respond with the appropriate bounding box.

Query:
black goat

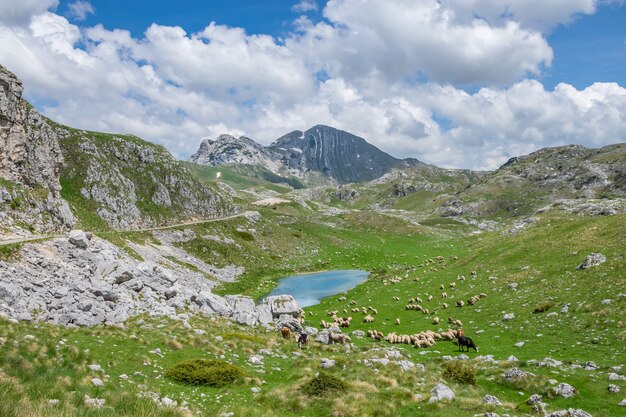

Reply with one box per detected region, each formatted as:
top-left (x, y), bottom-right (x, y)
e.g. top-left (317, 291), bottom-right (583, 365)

top-left (457, 335), bottom-right (478, 352)
top-left (297, 332), bottom-right (310, 349)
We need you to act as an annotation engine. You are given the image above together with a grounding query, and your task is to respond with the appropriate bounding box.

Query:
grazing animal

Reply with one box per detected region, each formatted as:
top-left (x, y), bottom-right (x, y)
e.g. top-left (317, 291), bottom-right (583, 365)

top-left (281, 326), bottom-right (292, 339)
top-left (457, 335), bottom-right (478, 352)
top-left (297, 333), bottom-right (310, 349)
top-left (329, 333), bottom-right (351, 344)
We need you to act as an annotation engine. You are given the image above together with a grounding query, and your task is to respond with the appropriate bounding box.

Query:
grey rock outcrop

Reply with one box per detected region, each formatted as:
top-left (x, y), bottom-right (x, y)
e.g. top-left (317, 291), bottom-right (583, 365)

top-left (554, 382), bottom-right (577, 398)
top-left (263, 294), bottom-right (302, 318)
top-left (0, 65), bottom-right (75, 233)
top-left (429, 383), bottom-right (455, 403)
top-left (0, 233), bottom-right (274, 327)
top-left (577, 253), bottom-right (606, 270)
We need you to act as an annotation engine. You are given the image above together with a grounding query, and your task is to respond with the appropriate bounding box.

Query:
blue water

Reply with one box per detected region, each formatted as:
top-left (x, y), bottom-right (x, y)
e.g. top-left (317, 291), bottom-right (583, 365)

top-left (265, 269), bottom-right (369, 308)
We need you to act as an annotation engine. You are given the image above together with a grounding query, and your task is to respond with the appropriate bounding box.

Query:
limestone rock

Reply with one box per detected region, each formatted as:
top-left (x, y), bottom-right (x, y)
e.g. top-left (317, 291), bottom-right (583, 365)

top-left (554, 382), bottom-right (577, 398)
top-left (429, 383), bottom-right (455, 403)
top-left (68, 230), bottom-right (90, 249)
top-left (264, 294), bottom-right (302, 318)
top-left (320, 358), bottom-right (335, 368)
top-left (482, 395), bottom-right (501, 405)
top-left (577, 253), bottom-right (606, 270)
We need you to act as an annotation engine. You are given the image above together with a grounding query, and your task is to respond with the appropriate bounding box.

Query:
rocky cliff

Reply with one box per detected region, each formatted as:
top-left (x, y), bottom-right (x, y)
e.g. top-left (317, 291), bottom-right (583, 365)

top-left (0, 65), bottom-right (75, 235)
top-left (189, 125), bottom-right (423, 184)
top-left (0, 65), bottom-right (233, 233)
top-left (57, 129), bottom-right (234, 230)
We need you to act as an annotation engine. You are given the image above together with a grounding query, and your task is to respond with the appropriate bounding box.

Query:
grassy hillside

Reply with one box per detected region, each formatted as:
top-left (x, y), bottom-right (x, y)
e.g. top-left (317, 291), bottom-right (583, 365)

top-left (52, 124), bottom-right (233, 230)
top-left (185, 162), bottom-right (304, 194)
top-left (1, 203), bottom-right (623, 416)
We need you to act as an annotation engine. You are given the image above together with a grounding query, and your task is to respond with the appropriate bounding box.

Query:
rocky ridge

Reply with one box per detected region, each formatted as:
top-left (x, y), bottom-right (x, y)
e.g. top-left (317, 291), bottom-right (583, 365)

top-left (0, 65), bottom-right (233, 234)
top-left (189, 125), bottom-right (424, 184)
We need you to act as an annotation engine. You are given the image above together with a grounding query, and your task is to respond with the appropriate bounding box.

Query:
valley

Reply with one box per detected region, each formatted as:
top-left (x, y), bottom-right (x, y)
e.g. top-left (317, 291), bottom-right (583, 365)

top-left (1, 65), bottom-right (625, 417)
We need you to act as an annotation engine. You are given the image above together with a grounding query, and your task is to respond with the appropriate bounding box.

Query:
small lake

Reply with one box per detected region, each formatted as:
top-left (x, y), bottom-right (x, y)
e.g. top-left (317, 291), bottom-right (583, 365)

top-left (265, 269), bottom-right (369, 308)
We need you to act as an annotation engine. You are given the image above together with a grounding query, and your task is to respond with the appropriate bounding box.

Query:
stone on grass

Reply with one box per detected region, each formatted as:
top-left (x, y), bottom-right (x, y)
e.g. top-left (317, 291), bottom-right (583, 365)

top-left (502, 313), bottom-right (515, 321)
top-left (482, 395), bottom-right (501, 405)
top-left (504, 368), bottom-right (529, 382)
top-left (554, 382), bottom-right (577, 398)
top-left (608, 384), bottom-right (621, 393)
top-left (321, 358), bottom-right (336, 368)
top-left (88, 364), bottom-right (104, 373)
top-left (609, 373), bottom-right (626, 381)
top-left (576, 253), bottom-right (606, 270)
top-left (429, 383), bottom-right (454, 403)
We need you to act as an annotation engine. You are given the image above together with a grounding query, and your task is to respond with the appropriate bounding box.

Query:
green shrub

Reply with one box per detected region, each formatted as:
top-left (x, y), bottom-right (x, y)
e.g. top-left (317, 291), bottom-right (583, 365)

top-left (301, 371), bottom-right (348, 397)
top-left (164, 359), bottom-right (245, 387)
top-left (533, 302), bottom-right (553, 313)
top-left (443, 361), bottom-right (477, 385)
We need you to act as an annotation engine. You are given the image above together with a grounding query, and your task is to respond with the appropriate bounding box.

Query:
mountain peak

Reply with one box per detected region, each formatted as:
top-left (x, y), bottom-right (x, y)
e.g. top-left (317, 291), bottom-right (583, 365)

top-left (190, 125), bottom-right (423, 184)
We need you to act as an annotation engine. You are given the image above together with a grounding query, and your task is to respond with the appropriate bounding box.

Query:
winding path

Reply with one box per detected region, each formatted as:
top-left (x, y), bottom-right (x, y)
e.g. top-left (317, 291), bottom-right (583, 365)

top-left (0, 211), bottom-right (250, 246)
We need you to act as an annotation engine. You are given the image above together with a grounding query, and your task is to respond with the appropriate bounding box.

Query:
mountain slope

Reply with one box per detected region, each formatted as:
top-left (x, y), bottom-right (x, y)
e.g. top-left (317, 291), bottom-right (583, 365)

top-left (0, 65), bottom-right (233, 233)
top-left (189, 125), bottom-right (423, 184)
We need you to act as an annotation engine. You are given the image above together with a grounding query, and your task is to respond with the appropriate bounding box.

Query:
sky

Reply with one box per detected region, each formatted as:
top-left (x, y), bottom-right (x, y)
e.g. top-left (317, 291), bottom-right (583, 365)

top-left (0, 0), bottom-right (625, 170)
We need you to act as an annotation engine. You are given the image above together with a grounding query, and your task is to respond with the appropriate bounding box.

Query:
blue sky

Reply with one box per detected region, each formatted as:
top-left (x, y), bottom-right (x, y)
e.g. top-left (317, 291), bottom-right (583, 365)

top-left (56, 0), bottom-right (625, 90)
top-left (0, 0), bottom-right (624, 170)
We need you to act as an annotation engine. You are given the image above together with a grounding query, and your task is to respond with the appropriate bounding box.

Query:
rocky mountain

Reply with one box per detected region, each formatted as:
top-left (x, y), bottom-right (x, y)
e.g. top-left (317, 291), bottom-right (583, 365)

top-left (435, 143), bottom-right (626, 218)
top-left (189, 125), bottom-right (423, 184)
top-left (0, 65), bottom-right (75, 235)
top-left (0, 65), bottom-right (232, 235)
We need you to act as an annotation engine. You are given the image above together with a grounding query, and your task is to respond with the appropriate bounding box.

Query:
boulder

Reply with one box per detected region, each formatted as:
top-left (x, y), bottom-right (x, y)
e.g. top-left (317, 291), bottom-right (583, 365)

top-left (429, 383), bottom-right (455, 403)
top-left (263, 294), bottom-right (301, 318)
top-left (276, 314), bottom-right (303, 333)
top-left (554, 382), bottom-right (577, 398)
top-left (504, 368), bottom-right (529, 382)
top-left (225, 295), bottom-right (256, 315)
top-left (68, 230), bottom-right (90, 249)
top-left (255, 304), bottom-right (273, 325)
top-left (482, 395), bottom-right (501, 405)
top-left (191, 292), bottom-right (232, 317)
top-left (577, 253), bottom-right (606, 270)
top-left (320, 358), bottom-right (335, 368)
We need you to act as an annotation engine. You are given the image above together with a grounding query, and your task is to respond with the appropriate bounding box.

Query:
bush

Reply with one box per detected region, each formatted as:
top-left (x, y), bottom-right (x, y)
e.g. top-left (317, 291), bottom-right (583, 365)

top-left (443, 361), bottom-right (477, 385)
top-left (301, 371), bottom-right (348, 397)
top-left (165, 359), bottom-right (245, 387)
top-left (533, 302), bottom-right (553, 313)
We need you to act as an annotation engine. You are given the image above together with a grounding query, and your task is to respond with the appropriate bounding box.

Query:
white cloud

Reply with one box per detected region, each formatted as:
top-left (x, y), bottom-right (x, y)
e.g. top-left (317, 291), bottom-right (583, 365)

top-left (440, 0), bottom-right (599, 31)
top-left (66, 1), bottom-right (95, 21)
top-left (292, 0), bottom-right (319, 13)
top-left (0, 1), bottom-right (624, 171)
top-left (289, 0), bottom-right (554, 85)
top-left (0, 0), bottom-right (58, 26)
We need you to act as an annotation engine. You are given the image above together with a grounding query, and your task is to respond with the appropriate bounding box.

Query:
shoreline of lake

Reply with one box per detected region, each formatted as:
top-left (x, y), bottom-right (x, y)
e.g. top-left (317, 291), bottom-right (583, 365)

top-left (264, 269), bottom-right (369, 308)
